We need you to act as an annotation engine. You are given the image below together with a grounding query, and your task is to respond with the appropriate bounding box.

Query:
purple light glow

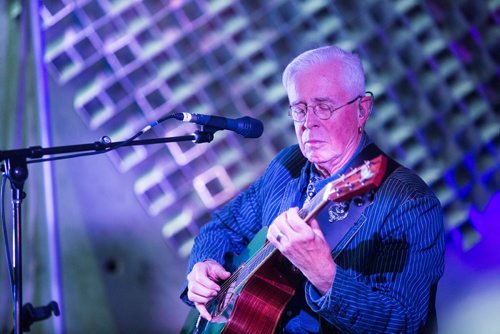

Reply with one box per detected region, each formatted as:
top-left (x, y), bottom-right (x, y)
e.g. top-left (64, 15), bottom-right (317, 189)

top-left (465, 191), bottom-right (500, 269)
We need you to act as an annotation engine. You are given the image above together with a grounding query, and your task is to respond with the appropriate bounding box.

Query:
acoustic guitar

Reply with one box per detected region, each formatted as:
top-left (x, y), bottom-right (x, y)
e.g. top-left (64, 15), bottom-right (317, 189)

top-left (182, 155), bottom-right (387, 334)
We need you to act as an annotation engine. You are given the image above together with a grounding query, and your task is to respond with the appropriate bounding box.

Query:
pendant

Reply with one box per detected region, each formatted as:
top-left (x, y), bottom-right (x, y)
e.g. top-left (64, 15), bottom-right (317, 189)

top-left (328, 201), bottom-right (350, 222)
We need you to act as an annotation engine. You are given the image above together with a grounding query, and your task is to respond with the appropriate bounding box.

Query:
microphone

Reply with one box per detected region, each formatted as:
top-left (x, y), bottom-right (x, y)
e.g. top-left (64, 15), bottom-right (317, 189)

top-left (174, 113), bottom-right (264, 138)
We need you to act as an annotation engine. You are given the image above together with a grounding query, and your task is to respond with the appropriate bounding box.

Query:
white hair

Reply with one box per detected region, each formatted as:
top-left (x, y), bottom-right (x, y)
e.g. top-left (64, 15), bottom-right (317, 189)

top-left (282, 45), bottom-right (365, 96)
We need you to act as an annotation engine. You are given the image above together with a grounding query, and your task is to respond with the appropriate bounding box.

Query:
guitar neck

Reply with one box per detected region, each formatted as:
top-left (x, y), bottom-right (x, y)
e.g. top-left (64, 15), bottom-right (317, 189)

top-left (299, 182), bottom-right (332, 222)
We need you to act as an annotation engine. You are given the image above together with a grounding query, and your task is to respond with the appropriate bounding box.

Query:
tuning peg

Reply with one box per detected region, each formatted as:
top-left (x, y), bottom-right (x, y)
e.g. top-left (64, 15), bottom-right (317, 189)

top-left (353, 196), bottom-right (365, 207)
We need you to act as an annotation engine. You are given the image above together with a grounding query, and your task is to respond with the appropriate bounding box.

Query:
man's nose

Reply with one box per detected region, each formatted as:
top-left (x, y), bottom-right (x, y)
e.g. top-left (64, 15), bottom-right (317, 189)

top-left (303, 106), bottom-right (320, 128)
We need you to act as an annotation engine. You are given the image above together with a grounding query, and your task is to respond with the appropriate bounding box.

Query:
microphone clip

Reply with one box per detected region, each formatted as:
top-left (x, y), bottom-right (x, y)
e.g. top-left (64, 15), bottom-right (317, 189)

top-left (192, 125), bottom-right (219, 143)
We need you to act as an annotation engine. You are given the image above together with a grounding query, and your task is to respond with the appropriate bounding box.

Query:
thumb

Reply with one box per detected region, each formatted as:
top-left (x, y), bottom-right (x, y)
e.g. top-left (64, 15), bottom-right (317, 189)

top-left (195, 302), bottom-right (212, 321)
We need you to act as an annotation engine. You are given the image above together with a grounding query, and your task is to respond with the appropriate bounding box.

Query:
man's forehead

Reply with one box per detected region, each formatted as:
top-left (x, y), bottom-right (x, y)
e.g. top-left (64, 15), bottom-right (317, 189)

top-left (288, 71), bottom-right (348, 99)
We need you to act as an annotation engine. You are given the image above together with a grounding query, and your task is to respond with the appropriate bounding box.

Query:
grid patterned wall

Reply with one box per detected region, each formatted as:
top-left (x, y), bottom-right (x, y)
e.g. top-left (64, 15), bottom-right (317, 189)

top-left (42, 0), bottom-right (500, 257)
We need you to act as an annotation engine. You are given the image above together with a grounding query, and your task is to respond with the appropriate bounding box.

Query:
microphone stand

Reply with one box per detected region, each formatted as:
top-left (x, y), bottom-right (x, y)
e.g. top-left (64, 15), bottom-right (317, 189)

top-left (0, 127), bottom-right (218, 333)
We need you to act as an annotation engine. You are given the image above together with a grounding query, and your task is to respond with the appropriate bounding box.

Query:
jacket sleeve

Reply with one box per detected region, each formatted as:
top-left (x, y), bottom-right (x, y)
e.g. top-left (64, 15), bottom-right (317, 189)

top-left (305, 193), bottom-right (445, 333)
top-left (179, 175), bottom-right (265, 306)
top-left (186, 176), bottom-right (265, 272)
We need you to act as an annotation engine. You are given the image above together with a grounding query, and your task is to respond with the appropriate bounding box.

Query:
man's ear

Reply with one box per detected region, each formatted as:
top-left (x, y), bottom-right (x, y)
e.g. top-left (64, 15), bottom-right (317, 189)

top-left (358, 104), bottom-right (367, 118)
top-left (358, 94), bottom-right (373, 119)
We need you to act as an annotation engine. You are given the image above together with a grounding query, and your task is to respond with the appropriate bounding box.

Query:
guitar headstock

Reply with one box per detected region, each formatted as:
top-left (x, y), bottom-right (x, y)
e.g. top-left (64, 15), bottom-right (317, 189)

top-left (324, 155), bottom-right (387, 202)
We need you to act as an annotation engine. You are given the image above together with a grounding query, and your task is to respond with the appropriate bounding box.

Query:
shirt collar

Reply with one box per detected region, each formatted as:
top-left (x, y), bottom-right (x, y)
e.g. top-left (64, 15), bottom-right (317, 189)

top-left (296, 133), bottom-right (371, 204)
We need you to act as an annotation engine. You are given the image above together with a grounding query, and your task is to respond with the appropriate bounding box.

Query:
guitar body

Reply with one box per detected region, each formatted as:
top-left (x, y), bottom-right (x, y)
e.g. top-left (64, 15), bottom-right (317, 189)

top-left (221, 251), bottom-right (302, 334)
top-left (181, 228), bottom-right (303, 334)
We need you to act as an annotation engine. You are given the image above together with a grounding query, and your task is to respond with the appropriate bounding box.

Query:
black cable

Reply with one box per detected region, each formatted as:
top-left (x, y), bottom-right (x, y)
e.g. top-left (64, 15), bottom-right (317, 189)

top-left (1, 172), bottom-right (15, 301)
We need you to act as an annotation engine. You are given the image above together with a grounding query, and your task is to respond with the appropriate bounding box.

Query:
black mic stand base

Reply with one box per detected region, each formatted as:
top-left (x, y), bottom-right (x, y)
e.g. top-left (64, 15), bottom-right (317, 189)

top-left (14, 301), bottom-right (60, 333)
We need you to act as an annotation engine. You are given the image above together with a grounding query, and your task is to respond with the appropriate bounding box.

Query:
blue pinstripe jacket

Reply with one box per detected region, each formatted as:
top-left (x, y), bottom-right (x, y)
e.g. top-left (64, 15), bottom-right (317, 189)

top-left (184, 139), bottom-right (445, 333)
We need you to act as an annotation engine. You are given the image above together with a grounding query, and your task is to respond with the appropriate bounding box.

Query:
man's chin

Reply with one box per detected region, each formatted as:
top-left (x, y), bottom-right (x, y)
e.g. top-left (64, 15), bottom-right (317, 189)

top-left (301, 147), bottom-right (335, 164)
top-left (305, 151), bottom-right (341, 166)
top-left (305, 153), bottom-right (328, 164)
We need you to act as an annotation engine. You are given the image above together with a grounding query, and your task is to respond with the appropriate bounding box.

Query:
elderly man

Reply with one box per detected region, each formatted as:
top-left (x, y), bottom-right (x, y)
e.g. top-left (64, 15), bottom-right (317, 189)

top-left (182, 46), bottom-right (445, 333)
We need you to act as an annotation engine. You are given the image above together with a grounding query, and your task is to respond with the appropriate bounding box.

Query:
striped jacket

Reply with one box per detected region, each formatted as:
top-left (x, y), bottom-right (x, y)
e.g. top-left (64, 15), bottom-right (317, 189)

top-left (184, 141), bottom-right (445, 333)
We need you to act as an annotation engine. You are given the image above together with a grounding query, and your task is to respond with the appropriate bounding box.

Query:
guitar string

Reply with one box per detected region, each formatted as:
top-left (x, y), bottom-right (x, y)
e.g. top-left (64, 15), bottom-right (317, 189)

top-left (207, 159), bottom-right (380, 313)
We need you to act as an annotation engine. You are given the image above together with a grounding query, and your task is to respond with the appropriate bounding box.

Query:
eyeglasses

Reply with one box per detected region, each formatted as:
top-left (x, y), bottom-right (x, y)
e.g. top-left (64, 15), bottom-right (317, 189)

top-left (288, 92), bottom-right (372, 122)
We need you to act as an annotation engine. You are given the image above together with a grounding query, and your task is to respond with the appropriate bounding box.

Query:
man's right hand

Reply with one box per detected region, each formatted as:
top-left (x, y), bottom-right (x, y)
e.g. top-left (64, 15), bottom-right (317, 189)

top-left (186, 259), bottom-right (231, 321)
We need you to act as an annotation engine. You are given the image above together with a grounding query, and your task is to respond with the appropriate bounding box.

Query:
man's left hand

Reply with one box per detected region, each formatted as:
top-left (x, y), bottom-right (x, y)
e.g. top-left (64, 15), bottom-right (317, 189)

top-left (267, 207), bottom-right (336, 295)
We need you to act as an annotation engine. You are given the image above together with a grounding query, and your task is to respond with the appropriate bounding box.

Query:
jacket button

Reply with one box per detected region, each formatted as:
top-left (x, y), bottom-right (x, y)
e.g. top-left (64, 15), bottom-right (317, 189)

top-left (350, 311), bottom-right (359, 324)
